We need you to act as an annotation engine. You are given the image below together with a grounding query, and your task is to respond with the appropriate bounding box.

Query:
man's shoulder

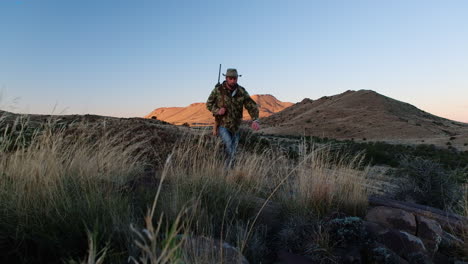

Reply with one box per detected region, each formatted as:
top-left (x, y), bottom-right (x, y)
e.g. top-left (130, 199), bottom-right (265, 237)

top-left (210, 84), bottom-right (222, 93)
top-left (237, 85), bottom-right (250, 96)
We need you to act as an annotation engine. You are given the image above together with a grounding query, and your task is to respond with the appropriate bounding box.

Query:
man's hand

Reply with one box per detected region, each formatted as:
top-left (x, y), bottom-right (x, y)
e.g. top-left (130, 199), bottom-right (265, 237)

top-left (251, 120), bottom-right (260, 131)
top-left (217, 107), bottom-right (226, 115)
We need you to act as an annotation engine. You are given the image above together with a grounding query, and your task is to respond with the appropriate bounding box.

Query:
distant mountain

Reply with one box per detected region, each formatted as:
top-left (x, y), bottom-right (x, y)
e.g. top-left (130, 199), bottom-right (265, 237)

top-left (259, 90), bottom-right (468, 148)
top-left (145, 94), bottom-right (293, 126)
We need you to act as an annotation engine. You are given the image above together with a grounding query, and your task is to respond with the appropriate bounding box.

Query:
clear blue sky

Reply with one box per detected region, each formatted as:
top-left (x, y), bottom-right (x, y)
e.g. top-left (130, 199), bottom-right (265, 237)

top-left (1, 0), bottom-right (467, 122)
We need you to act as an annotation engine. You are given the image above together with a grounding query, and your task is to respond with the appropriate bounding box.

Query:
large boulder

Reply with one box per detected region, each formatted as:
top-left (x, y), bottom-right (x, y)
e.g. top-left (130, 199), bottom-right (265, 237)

top-left (365, 242), bottom-right (409, 264)
top-left (438, 231), bottom-right (465, 262)
top-left (363, 220), bottom-right (390, 240)
top-left (365, 206), bottom-right (417, 235)
top-left (416, 215), bottom-right (443, 254)
top-left (378, 230), bottom-right (432, 263)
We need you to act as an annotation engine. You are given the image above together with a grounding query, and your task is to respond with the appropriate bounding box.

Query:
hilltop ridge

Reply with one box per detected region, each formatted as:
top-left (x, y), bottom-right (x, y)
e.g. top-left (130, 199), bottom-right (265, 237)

top-left (260, 89), bottom-right (468, 149)
top-left (145, 94), bottom-right (293, 125)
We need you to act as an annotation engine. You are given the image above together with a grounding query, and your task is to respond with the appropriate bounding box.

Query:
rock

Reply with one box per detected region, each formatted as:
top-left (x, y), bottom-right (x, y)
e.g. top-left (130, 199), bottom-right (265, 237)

top-left (378, 229), bottom-right (431, 262)
top-left (365, 206), bottom-right (417, 235)
top-left (439, 230), bottom-right (464, 256)
top-left (416, 215), bottom-right (443, 254)
top-left (363, 220), bottom-right (389, 240)
top-left (181, 236), bottom-right (249, 264)
top-left (368, 196), bottom-right (468, 234)
top-left (366, 243), bottom-right (409, 264)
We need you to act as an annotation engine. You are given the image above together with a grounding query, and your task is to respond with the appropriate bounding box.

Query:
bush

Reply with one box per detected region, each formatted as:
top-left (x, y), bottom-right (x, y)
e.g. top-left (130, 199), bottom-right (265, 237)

top-left (393, 157), bottom-right (463, 211)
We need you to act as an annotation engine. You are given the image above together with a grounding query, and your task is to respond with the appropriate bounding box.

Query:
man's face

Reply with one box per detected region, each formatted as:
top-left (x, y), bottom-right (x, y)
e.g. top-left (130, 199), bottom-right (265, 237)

top-left (226, 76), bottom-right (238, 87)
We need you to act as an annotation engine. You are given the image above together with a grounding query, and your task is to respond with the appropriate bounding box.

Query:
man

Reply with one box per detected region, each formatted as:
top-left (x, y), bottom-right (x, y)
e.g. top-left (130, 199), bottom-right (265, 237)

top-left (206, 68), bottom-right (260, 167)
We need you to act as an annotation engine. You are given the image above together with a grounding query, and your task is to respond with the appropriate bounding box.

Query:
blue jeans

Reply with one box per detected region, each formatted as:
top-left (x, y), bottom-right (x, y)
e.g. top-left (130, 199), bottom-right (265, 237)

top-left (219, 126), bottom-right (240, 168)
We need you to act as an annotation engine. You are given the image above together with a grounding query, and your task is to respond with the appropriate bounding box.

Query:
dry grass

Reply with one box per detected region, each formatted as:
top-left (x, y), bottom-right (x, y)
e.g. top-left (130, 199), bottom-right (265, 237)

top-left (0, 116), bottom-right (371, 263)
top-left (281, 140), bottom-right (369, 216)
top-left (0, 117), bottom-right (146, 262)
top-left (460, 185), bottom-right (468, 258)
top-left (152, 130), bottom-right (370, 261)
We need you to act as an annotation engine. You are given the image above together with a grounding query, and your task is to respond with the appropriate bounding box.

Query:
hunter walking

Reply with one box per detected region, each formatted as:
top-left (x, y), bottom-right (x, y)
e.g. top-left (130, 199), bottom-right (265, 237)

top-left (206, 68), bottom-right (260, 167)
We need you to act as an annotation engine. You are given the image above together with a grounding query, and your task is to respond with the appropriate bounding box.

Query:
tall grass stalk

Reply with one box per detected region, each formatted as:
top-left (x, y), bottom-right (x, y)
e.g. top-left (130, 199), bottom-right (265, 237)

top-left (460, 185), bottom-right (468, 258)
top-left (0, 118), bottom-right (146, 262)
top-left (67, 230), bottom-right (109, 264)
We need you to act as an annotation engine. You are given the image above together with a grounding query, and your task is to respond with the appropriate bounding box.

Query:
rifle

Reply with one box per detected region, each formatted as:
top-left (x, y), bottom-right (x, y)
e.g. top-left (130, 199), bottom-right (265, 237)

top-left (213, 64), bottom-right (225, 136)
top-left (217, 63), bottom-right (221, 85)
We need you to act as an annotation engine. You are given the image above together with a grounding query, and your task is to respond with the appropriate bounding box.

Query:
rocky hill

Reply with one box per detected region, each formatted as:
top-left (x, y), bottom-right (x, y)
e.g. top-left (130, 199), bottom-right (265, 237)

top-left (259, 90), bottom-right (468, 150)
top-left (145, 94), bottom-right (293, 126)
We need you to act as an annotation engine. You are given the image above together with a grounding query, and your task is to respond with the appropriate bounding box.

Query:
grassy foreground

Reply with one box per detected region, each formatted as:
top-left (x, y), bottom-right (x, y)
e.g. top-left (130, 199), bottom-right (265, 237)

top-left (0, 116), bottom-right (372, 263)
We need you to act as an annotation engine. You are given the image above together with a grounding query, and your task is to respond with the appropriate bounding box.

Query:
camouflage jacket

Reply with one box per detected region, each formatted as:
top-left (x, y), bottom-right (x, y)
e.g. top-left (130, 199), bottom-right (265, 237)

top-left (206, 81), bottom-right (259, 133)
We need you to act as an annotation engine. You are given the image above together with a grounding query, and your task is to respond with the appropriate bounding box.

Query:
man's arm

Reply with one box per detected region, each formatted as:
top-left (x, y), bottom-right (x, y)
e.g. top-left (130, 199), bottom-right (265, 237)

top-left (243, 89), bottom-right (259, 121)
top-left (206, 86), bottom-right (221, 115)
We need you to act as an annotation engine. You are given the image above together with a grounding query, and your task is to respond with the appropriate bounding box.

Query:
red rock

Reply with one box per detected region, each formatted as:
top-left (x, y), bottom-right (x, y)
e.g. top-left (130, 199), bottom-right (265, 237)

top-left (365, 206), bottom-right (417, 235)
top-left (416, 215), bottom-right (443, 254)
top-left (378, 230), bottom-right (431, 263)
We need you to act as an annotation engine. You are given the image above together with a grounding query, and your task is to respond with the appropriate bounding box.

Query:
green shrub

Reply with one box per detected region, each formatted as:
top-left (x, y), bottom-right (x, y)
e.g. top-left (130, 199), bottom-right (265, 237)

top-left (393, 157), bottom-right (463, 211)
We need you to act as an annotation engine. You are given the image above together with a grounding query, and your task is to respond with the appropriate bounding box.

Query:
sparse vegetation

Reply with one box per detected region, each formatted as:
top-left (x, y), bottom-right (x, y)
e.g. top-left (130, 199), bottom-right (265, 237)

top-left (259, 134), bottom-right (468, 177)
top-left (393, 157), bottom-right (464, 211)
top-left (460, 185), bottom-right (468, 258)
top-left (0, 117), bottom-right (370, 263)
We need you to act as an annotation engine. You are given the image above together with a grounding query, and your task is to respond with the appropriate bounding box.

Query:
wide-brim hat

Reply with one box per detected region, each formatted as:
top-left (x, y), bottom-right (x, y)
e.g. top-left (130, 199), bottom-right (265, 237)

top-left (222, 68), bottom-right (242, 77)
